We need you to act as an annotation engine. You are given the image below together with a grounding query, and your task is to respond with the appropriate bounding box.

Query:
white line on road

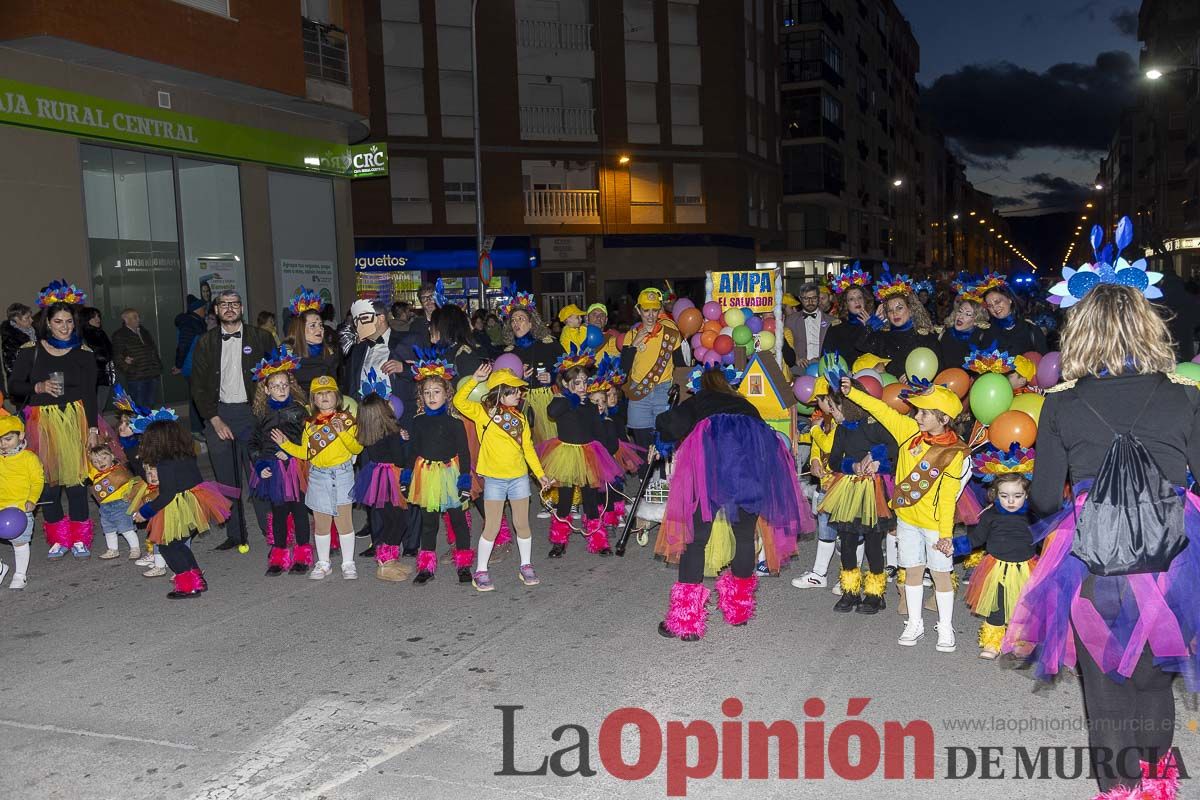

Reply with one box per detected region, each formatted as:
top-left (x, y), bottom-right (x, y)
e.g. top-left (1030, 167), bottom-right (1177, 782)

top-left (0, 717), bottom-right (202, 751)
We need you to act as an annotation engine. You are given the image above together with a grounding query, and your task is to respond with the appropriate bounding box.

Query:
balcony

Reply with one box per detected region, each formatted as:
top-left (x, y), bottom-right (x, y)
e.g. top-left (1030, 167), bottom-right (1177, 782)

top-left (518, 19), bottom-right (593, 50)
top-left (520, 105), bottom-right (597, 141)
top-left (302, 17), bottom-right (352, 109)
top-left (524, 189), bottom-right (601, 224)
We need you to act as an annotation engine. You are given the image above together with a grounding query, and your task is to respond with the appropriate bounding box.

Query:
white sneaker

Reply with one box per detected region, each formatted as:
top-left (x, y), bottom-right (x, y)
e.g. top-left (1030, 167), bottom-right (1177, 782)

top-left (47, 544), bottom-right (68, 559)
top-left (790, 570), bottom-right (827, 589)
top-left (341, 562), bottom-right (358, 580)
top-left (142, 565), bottom-right (167, 577)
top-left (135, 552), bottom-right (155, 567)
top-left (536, 510), bottom-right (551, 519)
top-left (831, 582), bottom-right (843, 596)
top-left (99, 549), bottom-right (120, 560)
top-left (935, 622), bottom-right (957, 653)
top-left (9, 573), bottom-right (26, 590)
top-left (922, 570), bottom-right (933, 588)
top-left (898, 619), bottom-right (925, 646)
top-left (127, 547), bottom-right (141, 560)
top-left (309, 561), bottom-right (333, 581)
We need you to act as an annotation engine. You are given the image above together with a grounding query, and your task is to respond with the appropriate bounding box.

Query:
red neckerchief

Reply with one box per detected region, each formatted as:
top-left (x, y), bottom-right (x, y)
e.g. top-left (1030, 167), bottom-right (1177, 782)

top-left (313, 411), bottom-right (335, 424)
top-left (910, 430), bottom-right (960, 453)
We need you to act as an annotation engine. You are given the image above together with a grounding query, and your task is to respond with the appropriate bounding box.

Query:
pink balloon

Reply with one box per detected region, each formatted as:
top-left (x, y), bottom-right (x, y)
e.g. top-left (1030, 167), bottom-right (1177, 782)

top-left (693, 346), bottom-right (709, 361)
top-left (493, 353), bottom-right (524, 376)
top-left (672, 298), bottom-right (695, 315)
top-left (702, 301), bottom-right (722, 321)
top-left (1036, 351), bottom-right (1061, 388)
top-left (793, 376), bottom-right (816, 404)
top-left (857, 375), bottom-right (883, 399)
top-left (1022, 351), bottom-right (1043, 366)
top-left (1192, 354), bottom-right (1200, 364)
top-left (690, 333), bottom-right (704, 349)
top-left (701, 349), bottom-right (722, 366)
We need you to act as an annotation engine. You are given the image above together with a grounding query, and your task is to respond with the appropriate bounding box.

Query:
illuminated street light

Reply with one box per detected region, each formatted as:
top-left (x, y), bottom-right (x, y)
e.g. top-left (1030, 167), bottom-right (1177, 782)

top-left (1146, 68), bottom-right (1164, 80)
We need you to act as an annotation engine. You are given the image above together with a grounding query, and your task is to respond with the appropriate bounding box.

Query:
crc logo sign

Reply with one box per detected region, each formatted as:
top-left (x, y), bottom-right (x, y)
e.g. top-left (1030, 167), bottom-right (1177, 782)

top-left (350, 144), bottom-right (388, 179)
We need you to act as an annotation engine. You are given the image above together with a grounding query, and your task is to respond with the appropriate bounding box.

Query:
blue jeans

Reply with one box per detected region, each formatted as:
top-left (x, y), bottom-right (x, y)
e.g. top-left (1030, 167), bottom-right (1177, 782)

top-left (125, 379), bottom-right (158, 410)
top-left (627, 381), bottom-right (672, 430)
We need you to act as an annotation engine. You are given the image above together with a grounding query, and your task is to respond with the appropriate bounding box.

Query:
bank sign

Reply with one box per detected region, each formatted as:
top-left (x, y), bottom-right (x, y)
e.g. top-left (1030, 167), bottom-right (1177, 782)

top-left (0, 77), bottom-right (385, 180)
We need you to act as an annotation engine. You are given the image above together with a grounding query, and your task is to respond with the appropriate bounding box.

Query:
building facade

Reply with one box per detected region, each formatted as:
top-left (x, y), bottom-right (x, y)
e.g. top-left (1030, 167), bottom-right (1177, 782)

top-left (352, 0), bottom-right (781, 319)
top-left (0, 0), bottom-right (371, 401)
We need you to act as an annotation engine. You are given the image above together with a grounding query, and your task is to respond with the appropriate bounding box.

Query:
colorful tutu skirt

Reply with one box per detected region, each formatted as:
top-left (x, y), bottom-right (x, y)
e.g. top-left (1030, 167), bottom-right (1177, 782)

top-left (352, 461), bottom-right (407, 509)
top-left (536, 439), bottom-right (623, 489)
top-left (660, 413), bottom-right (814, 563)
top-left (955, 480), bottom-right (986, 526)
top-left (147, 482), bottom-right (239, 545)
top-left (818, 473), bottom-right (894, 533)
top-left (613, 439), bottom-right (646, 475)
top-left (24, 401), bottom-right (88, 486)
top-left (964, 554), bottom-right (1036, 621)
top-left (249, 457), bottom-right (306, 505)
top-left (406, 457), bottom-right (462, 513)
top-left (1003, 487), bottom-right (1200, 690)
top-left (527, 386), bottom-right (558, 444)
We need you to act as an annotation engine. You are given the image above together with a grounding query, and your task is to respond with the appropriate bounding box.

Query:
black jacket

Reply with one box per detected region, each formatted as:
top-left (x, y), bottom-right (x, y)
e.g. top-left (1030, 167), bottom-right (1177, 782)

top-left (509, 336), bottom-right (564, 387)
top-left (656, 390), bottom-right (761, 444)
top-left (0, 320), bottom-right (34, 399)
top-left (81, 327), bottom-right (114, 387)
top-left (821, 318), bottom-right (864, 362)
top-left (342, 329), bottom-right (423, 423)
top-left (937, 327), bottom-right (977, 374)
top-left (294, 347), bottom-right (342, 389)
top-left (855, 326), bottom-right (938, 378)
top-left (827, 420), bottom-right (898, 475)
top-left (249, 400), bottom-right (308, 465)
top-left (10, 342), bottom-right (98, 425)
top-left (365, 431), bottom-right (408, 467)
top-left (142, 457), bottom-right (202, 518)
top-left (111, 325), bottom-right (162, 382)
top-left (972, 318), bottom-right (1047, 356)
top-left (968, 506), bottom-right (1036, 562)
top-left (189, 325), bottom-right (276, 420)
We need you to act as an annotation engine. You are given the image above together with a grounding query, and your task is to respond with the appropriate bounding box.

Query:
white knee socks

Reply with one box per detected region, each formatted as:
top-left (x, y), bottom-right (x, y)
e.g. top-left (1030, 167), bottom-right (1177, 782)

top-left (904, 584), bottom-right (924, 624)
top-left (812, 540), bottom-right (836, 576)
top-left (105, 532), bottom-right (118, 551)
top-left (315, 533), bottom-right (332, 565)
top-left (476, 536), bottom-right (495, 572)
top-left (935, 591), bottom-right (955, 629)
top-left (516, 535), bottom-right (532, 567)
top-left (121, 530), bottom-right (138, 550)
top-left (154, 552), bottom-right (166, 569)
top-left (340, 536), bottom-right (355, 566)
top-left (14, 543), bottom-right (29, 577)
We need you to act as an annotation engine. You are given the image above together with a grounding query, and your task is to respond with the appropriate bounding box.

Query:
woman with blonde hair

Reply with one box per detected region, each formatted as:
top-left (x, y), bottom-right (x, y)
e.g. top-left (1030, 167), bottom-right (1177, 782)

top-left (1004, 232), bottom-right (1199, 797)
top-left (854, 272), bottom-right (937, 379)
top-left (937, 277), bottom-right (989, 371)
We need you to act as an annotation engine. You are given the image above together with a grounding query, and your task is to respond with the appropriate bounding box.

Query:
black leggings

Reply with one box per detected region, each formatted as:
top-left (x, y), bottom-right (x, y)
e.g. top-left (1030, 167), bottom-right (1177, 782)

top-left (555, 485), bottom-right (603, 521)
top-left (159, 536), bottom-right (200, 576)
top-left (679, 508), bottom-right (758, 584)
top-left (420, 508), bottom-right (471, 552)
top-left (41, 484), bottom-right (89, 523)
top-left (838, 526), bottom-right (885, 573)
top-left (269, 502), bottom-right (310, 546)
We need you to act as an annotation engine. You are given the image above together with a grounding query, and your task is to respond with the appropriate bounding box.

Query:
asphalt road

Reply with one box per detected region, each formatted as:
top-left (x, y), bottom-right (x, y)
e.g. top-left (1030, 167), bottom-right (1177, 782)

top-left (2, 502), bottom-right (1197, 800)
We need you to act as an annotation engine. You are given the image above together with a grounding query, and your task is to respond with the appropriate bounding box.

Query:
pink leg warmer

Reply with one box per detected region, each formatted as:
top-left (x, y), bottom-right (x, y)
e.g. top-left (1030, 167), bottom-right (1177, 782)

top-left (44, 519), bottom-right (71, 548)
top-left (1093, 753), bottom-right (1180, 800)
top-left (267, 546), bottom-right (292, 570)
top-left (375, 543), bottom-right (401, 565)
top-left (453, 548), bottom-right (476, 570)
top-left (173, 569), bottom-right (204, 593)
top-left (495, 515), bottom-right (513, 546)
top-left (70, 519), bottom-right (94, 548)
top-left (585, 518), bottom-right (610, 554)
top-left (663, 582), bottom-right (711, 639)
top-left (548, 517), bottom-right (572, 546)
top-left (292, 542), bottom-right (314, 567)
top-left (416, 549), bottom-right (438, 574)
top-left (716, 572), bottom-right (758, 626)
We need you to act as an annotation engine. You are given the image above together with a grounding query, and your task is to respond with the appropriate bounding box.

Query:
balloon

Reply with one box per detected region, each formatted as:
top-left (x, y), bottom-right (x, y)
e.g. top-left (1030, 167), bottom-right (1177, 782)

top-left (818, 353), bottom-right (850, 375)
top-left (879, 372), bottom-right (898, 387)
top-left (672, 298), bottom-right (695, 314)
top-left (0, 507), bottom-right (26, 541)
top-left (1192, 354), bottom-right (1200, 365)
top-left (493, 353), bottom-right (524, 376)
top-left (690, 333), bottom-right (704, 349)
top-left (732, 325), bottom-right (753, 347)
top-left (857, 375), bottom-right (883, 399)
top-left (741, 307), bottom-right (755, 322)
top-left (676, 307), bottom-right (703, 338)
top-left (702, 319), bottom-right (722, 335)
top-left (805, 361), bottom-right (820, 377)
top-left (934, 367), bottom-right (971, 399)
top-left (700, 330), bottom-right (718, 349)
top-left (756, 331), bottom-right (776, 351)
top-left (793, 376), bottom-right (817, 403)
top-left (584, 324), bottom-right (605, 349)
top-left (720, 325), bottom-right (732, 336)
top-left (1022, 351), bottom-right (1043, 367)
top-left (881, 383), bottom-right (911, 413)
top-left (724, 308), bottom-right (744, 327)
top-left (1176, 362), bottom-right (1200, 381)
top-left (720, 350), bottom-right (735, 365)
top-left (1009, 392), bottom-right (1045, 425)
top-left (713, 334), bottom-right (734, 355)
top-left (1037, 352), bottom-right (1062, 388)
top-left (702, 301), bottom-right (722, 321)
top-left (905, 347), bottom-right (939, 381)
top-left (456, 375), bottom-right (487, 402)
top-left (693, 346), bottom-right (709, 361)
top-left (702, 349), bottom-right (722, 366)
top-left (853, 368), bottom-right (882, 384)
top-left (969, 372), bottom-right (1015, 425)
top-left (389, 395), bottom-right (405, 419)
top-left (796, 403), bottom-right (813, 417)
top-left (762, 317), bottom-right (777, 333)
top-left (988, 410), bottom-right (1038, 450)
top-left (746, 316), bottom-right (764, 334)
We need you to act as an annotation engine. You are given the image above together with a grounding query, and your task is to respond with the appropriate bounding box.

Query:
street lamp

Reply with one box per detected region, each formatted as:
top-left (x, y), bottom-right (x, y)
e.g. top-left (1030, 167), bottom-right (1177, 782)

top-left (951, 213), bottom-right (959, 220)
top-left (618, 154), bottom-right (631, 165)
top-left (893, 178), bottom-right (904, 187)
top-left (1146, 68), bottom-right (1165, 80)
top-left (470, 0), bottom-right (486, 310)
top-left (1094, 183), bottom-right (1104, 191)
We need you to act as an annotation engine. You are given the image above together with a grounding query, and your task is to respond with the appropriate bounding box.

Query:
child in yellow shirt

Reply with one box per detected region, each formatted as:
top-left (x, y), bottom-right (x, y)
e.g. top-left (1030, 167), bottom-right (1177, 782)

top-left (0, 415), bottom-right (44, 590)
top-left (88, 442), bottom-right (143, 561)
top-left (558, 304), bottom-right (587, 352)
top-left (274, 375), bottom-right (363, 581)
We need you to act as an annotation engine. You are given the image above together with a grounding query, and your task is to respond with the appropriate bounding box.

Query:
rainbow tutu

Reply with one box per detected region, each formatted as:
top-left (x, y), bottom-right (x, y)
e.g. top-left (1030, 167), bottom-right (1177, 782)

top-left (956, 480), bottom-right (986, 526)
top-left (818, 473), bottom-right (894, 533)
top-left (613, 439), bottom-right (646, 474)
top-left (352, 461), bottom-right (407, 509)
top-left (249, 456), bottom-right (306, 505)
top-left (147, 481), bottom-right (239, 545)
top-left (24, 401), bottom-right (88, 486)
top-left (527, 387), bottom-right (558, 444)
top-left (964, 553), bottom-right (1036, 621)
top-left (536, 439), bottom-right (623, 489)
top-left (406, 457), bottom-right (463, 513)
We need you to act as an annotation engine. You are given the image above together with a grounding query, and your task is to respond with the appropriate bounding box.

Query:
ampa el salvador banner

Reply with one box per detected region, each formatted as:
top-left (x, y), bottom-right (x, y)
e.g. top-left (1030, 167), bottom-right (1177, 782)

top-left (711, 270), bottom-right (777, 310)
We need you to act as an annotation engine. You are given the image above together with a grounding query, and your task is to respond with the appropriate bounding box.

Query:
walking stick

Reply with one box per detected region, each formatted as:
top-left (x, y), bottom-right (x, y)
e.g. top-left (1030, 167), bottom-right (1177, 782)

top-left (614, 384), bottom-right (680, 556)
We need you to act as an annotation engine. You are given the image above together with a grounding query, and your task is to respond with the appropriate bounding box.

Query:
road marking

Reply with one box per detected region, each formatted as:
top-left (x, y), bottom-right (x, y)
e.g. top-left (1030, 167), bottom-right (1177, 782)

top-left (0, 717), bottom-right (202, 751)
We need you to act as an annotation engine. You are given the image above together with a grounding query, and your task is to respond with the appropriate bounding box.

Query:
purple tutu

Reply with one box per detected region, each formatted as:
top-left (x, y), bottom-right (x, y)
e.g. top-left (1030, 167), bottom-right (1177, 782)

top-left (249, 457), bottom-right (304, 505)
top-left (1003, 487), bottom-right (1200, 691)
top-left (661, 414), bottom-right (814, 563)
top-left (352, 461), bottom-right (407, 509)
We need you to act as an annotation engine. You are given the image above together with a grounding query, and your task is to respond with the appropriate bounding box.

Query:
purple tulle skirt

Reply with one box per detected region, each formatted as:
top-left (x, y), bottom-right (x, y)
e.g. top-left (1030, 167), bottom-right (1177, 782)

top-left (352, 461), bottom-right (407, 509)
top-left (249, 457), bottom-right (305, 505)
top-left (1003, 487), bottom-right (1200, 691)
top-left (661, 414), bottom-right (814, 563)
top-left (956, 480), bottom-right (986, 526)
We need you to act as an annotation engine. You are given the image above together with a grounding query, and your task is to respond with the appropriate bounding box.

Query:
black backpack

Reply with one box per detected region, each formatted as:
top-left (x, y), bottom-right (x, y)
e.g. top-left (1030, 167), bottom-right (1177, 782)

top-left (1070, 378), bottom-right (1188, 576)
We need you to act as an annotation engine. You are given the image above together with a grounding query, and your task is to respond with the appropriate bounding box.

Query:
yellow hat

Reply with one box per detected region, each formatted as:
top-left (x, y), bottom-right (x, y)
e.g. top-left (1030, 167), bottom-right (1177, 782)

top-left (1013, 355), bottom-right (1036, 381)
top-left (309, 375), bottom-right (340, 394)
top-left (851, 354), bottom-right (891, 373)
top-left (810, 376), bottom-right (832, 399)
top-left (636, 288), bottom-right (663, 310)
top-left (0, 414), bottom-right (23, 438)
top-left (782, 293), bottom-right (801, 307)
top-left (586, 302), bottom-right (607, 316)
top-left (486, 369), bottom-right (527, 391)
top-left (906, 385), bottom-right (963, 419)
top-left (557, 304), bottom-right (586, 323)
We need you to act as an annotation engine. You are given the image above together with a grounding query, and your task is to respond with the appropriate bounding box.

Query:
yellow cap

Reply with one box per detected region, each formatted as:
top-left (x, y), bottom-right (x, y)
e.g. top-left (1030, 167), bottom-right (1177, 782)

top-left (309, 375), bottom-right (339, 395)
top-left (0, 414), bottom-right (23, 438)
top-left (636, 288), bottom-right (663, 310)
top-left (906, 385), bottom-right (963, 419)
top-left (851, 354), bottom-right (891, 373)
top-left (557, 304), bottom-right (586, 323)
top-left (782, 293), bottom-right (801, 307)
top-left (1014, 355), bottom-right (1036, 381)
top-left (810, 376), bottom-right (831, 399)
top-left (586, 302), bottom-right (607, 316)
top-left (486, 369), bottom-right (527, 391)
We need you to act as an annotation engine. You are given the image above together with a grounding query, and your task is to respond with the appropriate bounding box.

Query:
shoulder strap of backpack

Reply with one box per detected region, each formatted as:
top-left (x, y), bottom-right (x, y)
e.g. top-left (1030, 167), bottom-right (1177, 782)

top-left (1075, 376), bottom-right (1163, 437)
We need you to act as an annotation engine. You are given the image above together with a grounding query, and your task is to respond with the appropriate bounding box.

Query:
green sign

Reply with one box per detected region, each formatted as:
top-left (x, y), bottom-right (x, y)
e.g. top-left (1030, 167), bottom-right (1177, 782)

top-left (349, 142), bottom-right (388, 178)
top-left (0, 77), bottom-right (379, 179)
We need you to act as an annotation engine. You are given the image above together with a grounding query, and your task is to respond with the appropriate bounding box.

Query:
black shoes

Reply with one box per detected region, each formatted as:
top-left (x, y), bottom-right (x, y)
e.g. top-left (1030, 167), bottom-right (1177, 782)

top-left (548, 543), bottom-right (566, 558)
top-left (834, 593), bottom-right (861, 613)
top-left (457, 567), bottom-right (472, 583)
top-left (265, 565), bottom-right (283, 576)
top-left (657, 621), bottom-right (699, 642)
top-left (857, 594), bottom-right (886, 614)
top-left (359, 545), bottom-right (376, 558)
top-left (413, 570), bottom-right (434, 585)
top-left (214, 540), bottom-right (237, 551)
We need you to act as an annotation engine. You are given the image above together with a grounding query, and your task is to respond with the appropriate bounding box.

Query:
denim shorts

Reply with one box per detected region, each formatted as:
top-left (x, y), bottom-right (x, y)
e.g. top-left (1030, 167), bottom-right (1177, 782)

top-left (482, 475), bottom-right (531, 502)
top-left (306, 462), bottom-right (355, 516)
top-left (99, 500), bottom-right (135, 534)
top-left (896, 518), bottom-right (953, 572)
top-left (10, 512), bottom-right (34, 545)
top-left (627, 381), bottom-right (672, 430)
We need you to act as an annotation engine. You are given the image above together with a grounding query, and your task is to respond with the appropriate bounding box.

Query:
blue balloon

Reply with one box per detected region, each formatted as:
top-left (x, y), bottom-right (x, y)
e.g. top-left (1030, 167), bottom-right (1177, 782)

top-left (805, 361), bottom-right (821, 377)
top-left (584, 324), bottom-right (604, 349)
top-left (740, 307), bottom-right (754, 322)
top-left (389, 395), bottom-right (404, 420)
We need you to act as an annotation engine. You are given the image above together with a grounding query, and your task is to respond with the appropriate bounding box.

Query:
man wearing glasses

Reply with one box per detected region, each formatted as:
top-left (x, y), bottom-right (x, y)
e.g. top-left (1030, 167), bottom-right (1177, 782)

top-left (190, 290), bottom-right (275, 551)
top-left (783, 282), bottom-right (833, 371)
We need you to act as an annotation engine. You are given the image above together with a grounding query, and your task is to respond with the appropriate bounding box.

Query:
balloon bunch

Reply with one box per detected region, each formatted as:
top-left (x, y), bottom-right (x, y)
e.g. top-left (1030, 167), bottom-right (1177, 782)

top-left (679, 299), bottom-right (778, 366)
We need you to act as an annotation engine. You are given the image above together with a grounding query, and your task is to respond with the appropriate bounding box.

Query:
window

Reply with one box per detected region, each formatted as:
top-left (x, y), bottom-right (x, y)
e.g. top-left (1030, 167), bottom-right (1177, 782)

top-left (624, 0), bottom-right (655, 41)
top-left (627, 81), bottom-right (659, 143)
top-left (630, 163), bottom-right (663, 224)
top-left (381, 0), bottom-right (420, 22)
top-left (673, 164), bottom-right (705, 223)
top-left (747, 374), bottom-right (764, 396)
top-left (670, 44), bottom-right (702, 85)
top-left (440, 70), bottom-right (474, 138)
top-left (390, 158), bottom-right (432, 224)
top-left (668, 3), bottom-right (697, 44)
top-left (269, 171), bottom-right (339, 332)
top-left (384, 67), bottom-right (426, 136)
top-left (171, 0), bottom-right (229, 15)
top-left (822, 93), bottom-right (842, 126)
top-left (782, 143), bottom-right (843, 195)
top-left (670, 84), bottom-right (702, 145)
top-left (782, 30), bottom-right (842, 84)
top-left (443, 158), bottom-right (476, 224)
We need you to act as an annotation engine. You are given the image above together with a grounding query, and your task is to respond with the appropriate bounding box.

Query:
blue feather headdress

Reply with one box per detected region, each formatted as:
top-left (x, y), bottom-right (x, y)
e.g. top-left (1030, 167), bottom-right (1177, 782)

top-left (359, 368), bottom-right (391, 400)
top-left (131, 407), bottom-right (179, 434)
top-left (1049, 216), bottom-right (1163, 308)
top-left (687, 362), bottom-right (742, 393)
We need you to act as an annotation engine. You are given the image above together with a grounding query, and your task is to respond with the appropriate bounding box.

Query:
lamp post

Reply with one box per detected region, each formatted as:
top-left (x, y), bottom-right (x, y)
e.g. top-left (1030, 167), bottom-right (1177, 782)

top-left (471, 0), bottom-right (486, 310)
top-left (1146, 65), bottom-right (1200, 80)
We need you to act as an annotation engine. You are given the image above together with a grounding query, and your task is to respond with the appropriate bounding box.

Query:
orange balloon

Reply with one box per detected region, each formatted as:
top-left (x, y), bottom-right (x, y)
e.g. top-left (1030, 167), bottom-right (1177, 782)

top-left (881, 383), bottom-right (911, 414)
top-left (700, 330), bottom-right (718, 349)
top-left (934, 367), bottom-right (972, 399)
top-left (702, 319), bottom-right (722, 335)
top-left (676, 307), bottom-right (703, 338)
top-left (988, 410), bottom-right (1037, 450)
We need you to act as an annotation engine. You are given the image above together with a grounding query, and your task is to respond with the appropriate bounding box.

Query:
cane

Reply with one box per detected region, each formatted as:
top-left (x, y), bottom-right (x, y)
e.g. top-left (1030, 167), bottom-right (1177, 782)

top-left (614, 384), bottom-right (680, 556)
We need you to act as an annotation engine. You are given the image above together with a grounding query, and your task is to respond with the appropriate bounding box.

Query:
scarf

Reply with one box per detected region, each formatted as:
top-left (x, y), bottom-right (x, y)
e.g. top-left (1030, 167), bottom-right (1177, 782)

top-left (996, 502), bottom-right (1030, 516)
top-left (562, 390), bottom-right (583, 407)
top-left (846, 316), bottom-right (862, 326)
top-left (890, 319), bottom-right (913, 332)
top-left (422, 404), bottom-right (448, 417)
top-left (119, 434), bottom-right (139, 451)
top-left (910, 430), bottom-right (960, 451)
top-left (840, 420), bottom-right (862, 431)
top-left (268, 396), bottom-right (292, 410)
top-left (308, 342), bottom-right (325, 358)
top-left (948, 326), bottom-right (973, 341)
top-left (993, 312), bottom-right (1016, 331)
top-left (513, 333), bottom-right (535, 348)
top-left (45, 334), bottom-right (80, 349)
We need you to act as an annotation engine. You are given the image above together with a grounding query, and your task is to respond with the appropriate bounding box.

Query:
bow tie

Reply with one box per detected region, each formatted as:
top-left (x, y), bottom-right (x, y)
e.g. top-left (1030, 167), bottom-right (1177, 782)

top-left (368, 338), bottom-right (387, 348)
top-left (221, 330), bottom-right (242, 341)
top-left (803, 312), bottom-right (818, 319)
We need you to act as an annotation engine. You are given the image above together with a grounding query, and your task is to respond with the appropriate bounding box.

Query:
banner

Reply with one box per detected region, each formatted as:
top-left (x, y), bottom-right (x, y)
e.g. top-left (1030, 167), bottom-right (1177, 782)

top-left (278, 259), bottom-right (338, 320)
top-left (187, 259), bottom-right (245, 310)
top-left (711, 269), bottom-right (778, 310)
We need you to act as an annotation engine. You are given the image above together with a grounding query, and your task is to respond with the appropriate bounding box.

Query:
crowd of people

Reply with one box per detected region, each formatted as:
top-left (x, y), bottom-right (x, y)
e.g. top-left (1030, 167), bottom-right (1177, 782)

top-left (0, 220), bottom-right (1197, 797)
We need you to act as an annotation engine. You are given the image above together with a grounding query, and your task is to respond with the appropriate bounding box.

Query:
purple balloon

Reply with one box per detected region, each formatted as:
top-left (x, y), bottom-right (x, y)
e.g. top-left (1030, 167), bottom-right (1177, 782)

top-left (493, 353), bottom-right (524, 376)
top-left (1036, 351), bottom-right (1061, 388)
top-left (388, 395), bottom-right (404, 420)
top-left (690, 332), bottom-right (704, 349)
top-left (672, 298), bottom-right (695, 315)
top-left (693, 346), bottom-right (709, 361)
top-left (720, 350), bottom-right (736, 365)
top-left (1192, 354), bottom-right (1200, 365)
top-left (701, 349), bottom-right (722, 366)
top-left (792, 375), bottom-right (817, 403)
top-left (746, 316), bottom-right (763, 334)
top-left (702, 301), bottom-right (722, 321)
top-left (0, 507), bottom-right (27, 541)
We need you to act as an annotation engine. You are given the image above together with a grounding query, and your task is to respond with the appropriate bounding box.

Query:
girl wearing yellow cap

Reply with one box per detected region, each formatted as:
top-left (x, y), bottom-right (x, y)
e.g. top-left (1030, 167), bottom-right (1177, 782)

top-left (0, 414), bottom-right (43, 589)
top-left (498, 293), bottom-right (560, 445)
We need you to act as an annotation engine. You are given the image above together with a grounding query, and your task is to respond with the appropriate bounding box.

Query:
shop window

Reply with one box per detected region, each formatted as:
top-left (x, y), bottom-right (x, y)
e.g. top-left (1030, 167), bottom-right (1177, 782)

top-left (390, 158), bottom-right (432, 224)
top-left (540, 271), bottom-right (585, 320)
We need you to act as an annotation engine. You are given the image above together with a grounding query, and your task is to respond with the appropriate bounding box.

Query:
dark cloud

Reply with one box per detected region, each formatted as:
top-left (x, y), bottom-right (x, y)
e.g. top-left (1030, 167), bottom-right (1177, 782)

top-left (1067, 1), bottom-right (1101, 22)
top-left (992, 196), bottom-right (1026, 208)
top-left (1111, 7), bottom-right (1138, 36)
top-left (920, 51), bottom-right (1137, 158)
top-left (1021, 173), bottom-right (1091, 208)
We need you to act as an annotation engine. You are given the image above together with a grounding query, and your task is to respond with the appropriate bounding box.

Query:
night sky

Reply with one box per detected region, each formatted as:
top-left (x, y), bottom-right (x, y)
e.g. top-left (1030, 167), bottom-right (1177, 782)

top-left (901, 0), bottom-right (1141, 215)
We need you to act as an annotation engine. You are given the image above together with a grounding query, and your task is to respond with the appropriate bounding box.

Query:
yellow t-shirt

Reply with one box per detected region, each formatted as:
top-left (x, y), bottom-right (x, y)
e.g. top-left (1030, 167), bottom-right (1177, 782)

top-left (559, 325), bottom-right (587, 353)
top-left (453, 378), bottom-right (545, 481)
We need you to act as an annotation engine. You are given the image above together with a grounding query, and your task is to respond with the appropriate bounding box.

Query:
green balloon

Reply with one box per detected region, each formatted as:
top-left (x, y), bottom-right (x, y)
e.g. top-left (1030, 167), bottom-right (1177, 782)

top-left (905, 346), bottom-right (939, 382)
top-left (732, 325), bottom-right (754, 347)
top-left (969, 372), bottom-right (1014, 425)
top-left (818, 352), bottom-right (849, 375)
top-left (1176, 362), bottom-right (1200, 381)
top-left (879, 372), bottom-right (898, 387)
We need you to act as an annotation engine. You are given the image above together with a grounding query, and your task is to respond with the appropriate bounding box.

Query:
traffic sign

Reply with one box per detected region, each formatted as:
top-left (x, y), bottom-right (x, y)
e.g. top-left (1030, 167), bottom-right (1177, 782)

top-left (478, 251), bottom-right (494, 283)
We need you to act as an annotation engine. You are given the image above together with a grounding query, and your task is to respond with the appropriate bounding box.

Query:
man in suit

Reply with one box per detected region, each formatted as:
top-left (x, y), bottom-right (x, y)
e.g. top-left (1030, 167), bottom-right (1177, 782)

top-left (783, 282), bottom-right (835, 370)
top-left (190, 290), bottom-right (275, 551)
